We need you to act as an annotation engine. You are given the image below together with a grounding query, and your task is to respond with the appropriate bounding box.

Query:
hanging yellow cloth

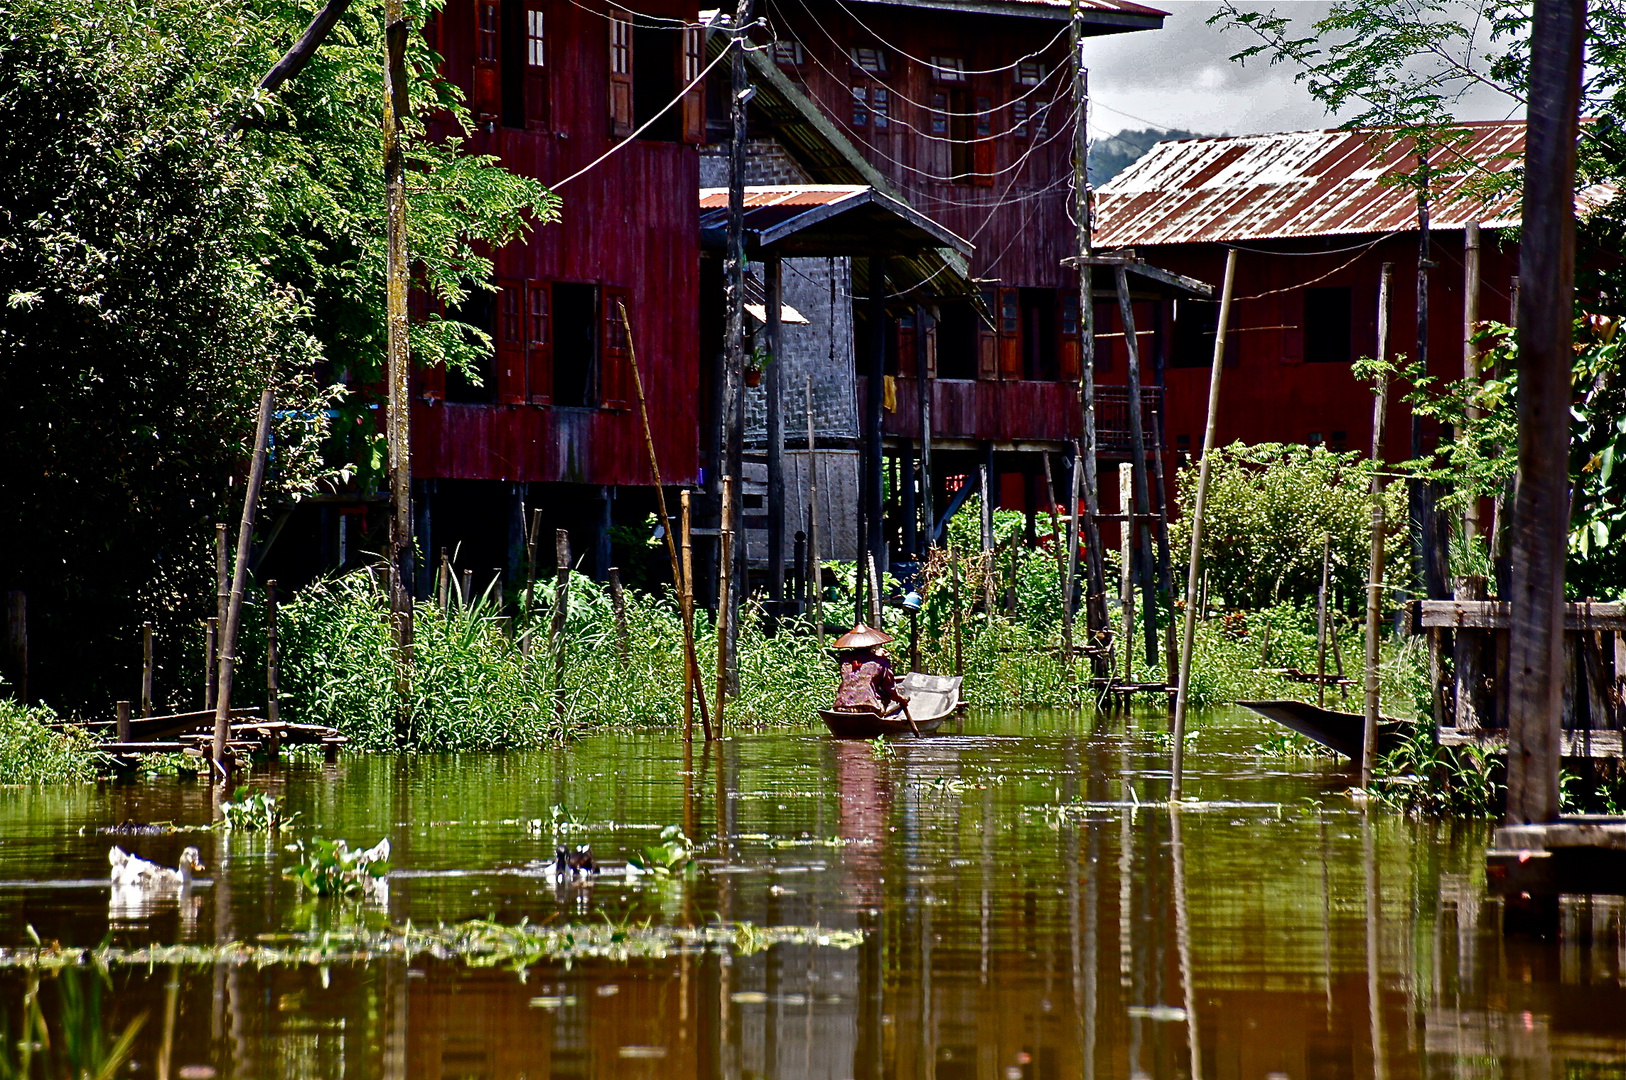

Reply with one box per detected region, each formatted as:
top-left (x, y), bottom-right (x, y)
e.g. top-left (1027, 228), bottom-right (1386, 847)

top-left (882, 375), bottom-right (898, 413)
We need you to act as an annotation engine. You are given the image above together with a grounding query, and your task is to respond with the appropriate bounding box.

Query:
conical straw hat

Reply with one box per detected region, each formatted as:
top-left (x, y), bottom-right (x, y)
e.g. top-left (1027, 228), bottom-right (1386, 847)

top-left (833, 622), bottom-right (893, 650)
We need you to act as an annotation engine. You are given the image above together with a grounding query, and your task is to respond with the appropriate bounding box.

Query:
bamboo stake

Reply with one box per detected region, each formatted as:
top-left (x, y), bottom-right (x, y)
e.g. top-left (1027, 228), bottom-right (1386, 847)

top-left (608, 567), bottom-right (630, 663)
top-left (213, 523), bottom-right (228, 707)
top-left (1362, 263), bottom-right (1394, 787)
top-left (681, 491), bottom-right (697, 742)
top-left (266, 580), bottom-right (280, 756)
top-left (1042, 452), bottom-right (1075, 672)
top-left (867, 553), bottom-right (884, 629)
top-left (716, 474), bottom-right (733, 734)
top-left (617, 300), bottom-right (712, 739)
top-left (1119, 464), bottom-right (1134, 686)
top-left (1149, 402), bottom-right (1178, 692)
top-left (1172, 246), bottom-right (1238, 801)
top-left (203, 619), bottom-right (217, 710)
top-left (1316, 532), bottom-right (1332, 709)
top-left (141, 621), bottom-right (154, 718)
top-left (524, 509), bottom-right (540, 656)
top-left (382, 0), bottom-right (414, 681)
top-left (213, 388), bottom-right (274, 774)
top-left (805, 373), bottom-right (824, 646)
top-left (551, 529), bottom-right (570, 724)
top-left (950, 541), bottom-right (964, 676)
top-left (979, 462), bottom-right (996, 620)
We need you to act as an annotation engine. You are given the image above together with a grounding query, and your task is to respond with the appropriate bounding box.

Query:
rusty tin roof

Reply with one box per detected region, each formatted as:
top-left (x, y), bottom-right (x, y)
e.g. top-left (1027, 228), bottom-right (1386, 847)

top-left (1094, 120), bottom-right (1528, 247)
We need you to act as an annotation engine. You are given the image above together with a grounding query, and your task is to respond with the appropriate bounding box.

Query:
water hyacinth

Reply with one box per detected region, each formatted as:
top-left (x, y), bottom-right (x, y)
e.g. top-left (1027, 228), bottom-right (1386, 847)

top-left (0, 700), bottom-right (101, 785)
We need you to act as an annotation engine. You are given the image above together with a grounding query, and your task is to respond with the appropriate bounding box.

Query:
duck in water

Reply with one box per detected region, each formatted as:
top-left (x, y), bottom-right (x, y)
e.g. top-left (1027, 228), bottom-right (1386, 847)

top-left (830, 624), bottom-right (911, 719)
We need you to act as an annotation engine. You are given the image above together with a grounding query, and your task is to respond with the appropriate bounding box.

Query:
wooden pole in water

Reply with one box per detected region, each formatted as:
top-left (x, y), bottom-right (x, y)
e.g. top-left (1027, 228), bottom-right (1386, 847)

top-left (116, 700), bottom-right (131, 744)
top-left (608, 567), bottom-right (630, 664)
top-left (383, 0), bottom-right (415, 683)
top-left (214, 388), bottom-right (274, 774)
top-left (805, 373), bottom-right (825, 646)
top-left (204, 618), bottom-right (217, 710)
top-left (1316, 532), bottom-right (1332, 709)
top-left (1171, 246), bottom-right (1237, 801)
top-left (1042, 452), bottom-right (1075, 671)
top-left (551, 529), bottom-right (570, 724)
top-left (681, 491), bottom-right (697, 742)
top-left (213, 522), bottom-right (228, 706)
top-left (265, 581), bottom-right (280, 756)
top-left (1507, 0), bottom-right (1584, 826)
top-left (1118, 464), bottom-right (1134, 686)
top-left (1149, 401), bottom-right (1177, 693)
top-left (141, 621), bottom-right (154, 718)
top-left (950, 540), bottom-right (964, 676)
top-left (716, 473), bottom-right (733, 733)
top-left (1462, 221), bottom-right (1483, 546)
top-left (1362, 264), bottom-right (1394, 787)
top-left (979, 461), bottom-right (996, 621)
top-left (524, 509), bottom-right (540, 655)
top-left (619, 300), bottom-right (711, 739)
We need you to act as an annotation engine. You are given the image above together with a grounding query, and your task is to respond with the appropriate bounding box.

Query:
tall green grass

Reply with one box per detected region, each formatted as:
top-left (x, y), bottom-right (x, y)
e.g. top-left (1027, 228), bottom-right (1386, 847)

top-left (0, 700), bottom-right (101, 784)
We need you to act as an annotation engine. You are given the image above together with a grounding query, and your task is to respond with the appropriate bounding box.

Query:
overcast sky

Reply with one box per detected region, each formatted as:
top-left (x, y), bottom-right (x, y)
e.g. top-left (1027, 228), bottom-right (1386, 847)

top-left (1078, 1), bottom-right (1525, 140)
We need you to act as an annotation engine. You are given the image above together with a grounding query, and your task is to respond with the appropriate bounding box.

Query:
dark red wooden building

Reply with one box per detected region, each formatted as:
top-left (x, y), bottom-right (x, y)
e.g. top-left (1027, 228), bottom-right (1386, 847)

top-left (1093, 121), bottom-right (1527, 470)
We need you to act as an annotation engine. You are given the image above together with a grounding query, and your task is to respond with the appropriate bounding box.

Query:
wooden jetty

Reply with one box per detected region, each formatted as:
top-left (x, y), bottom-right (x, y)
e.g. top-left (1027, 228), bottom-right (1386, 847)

top-left (73, 706), bottom-right (344, 762)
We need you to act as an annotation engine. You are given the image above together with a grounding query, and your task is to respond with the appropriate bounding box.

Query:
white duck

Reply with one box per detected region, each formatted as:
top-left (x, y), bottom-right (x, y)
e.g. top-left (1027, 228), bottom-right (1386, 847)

top-left (109, 846), bottom-right (205, 889)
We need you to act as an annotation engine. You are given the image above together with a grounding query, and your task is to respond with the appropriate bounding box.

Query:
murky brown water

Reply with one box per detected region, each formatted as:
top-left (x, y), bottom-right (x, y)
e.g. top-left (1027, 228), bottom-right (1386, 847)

top-left (1, 706), bottom-right (1623, 1079)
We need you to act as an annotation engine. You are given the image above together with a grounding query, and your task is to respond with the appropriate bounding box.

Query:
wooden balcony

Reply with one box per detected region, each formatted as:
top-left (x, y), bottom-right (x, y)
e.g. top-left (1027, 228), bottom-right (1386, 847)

top-left (871, 377), bottom-right (1163, 458)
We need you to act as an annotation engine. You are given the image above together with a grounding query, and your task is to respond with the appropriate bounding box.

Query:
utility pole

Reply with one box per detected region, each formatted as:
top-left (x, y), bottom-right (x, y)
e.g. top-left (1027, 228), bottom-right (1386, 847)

top-left (718, 0), bottom-right (752, 696)
top-left (383, 0), bottom-right (414, 694)
top-left (1069, 0), bottom-right (1109, 676)
top-left (1505, 0), bottom-right (1584, 826)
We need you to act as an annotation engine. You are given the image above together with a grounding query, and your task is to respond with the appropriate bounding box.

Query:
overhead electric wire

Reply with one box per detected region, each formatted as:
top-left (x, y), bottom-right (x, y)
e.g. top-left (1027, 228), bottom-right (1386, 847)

top-left (811, 0), bottom-right (1073, 78)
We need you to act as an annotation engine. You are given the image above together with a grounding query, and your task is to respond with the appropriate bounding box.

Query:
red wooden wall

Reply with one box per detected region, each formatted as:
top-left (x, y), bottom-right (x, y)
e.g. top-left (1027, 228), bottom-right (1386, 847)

top-left (412, 0), bottom-right (703, 486)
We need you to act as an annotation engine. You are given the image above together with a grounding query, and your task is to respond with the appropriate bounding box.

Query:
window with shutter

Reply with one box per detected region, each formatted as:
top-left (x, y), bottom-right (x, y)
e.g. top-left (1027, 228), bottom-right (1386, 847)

top-left (1016, 60), bottom-right (1046, 86)
top-left (997, 287), bottom-right (1020, 379)
top-left (931, 92), bottom-right (949, 135)
top-left (680, 26), bottom-right (705, 144)
top-left (609, 10), bottom-right (633, 137)
top-left (496, 279), bottom-right (526, 404)
top-left (930, 56), bottom-right (966, 83)
top-left (872, 88), bottom-right (890, 131)
top-left (1059, 290), bottom-right (1081, 383)
top-left (973, 95), bottom-right (995, 186)
top-left (524, 2), bottom-right (549, 130)
top-left (473, 0), bottom-right (501, 120)
top-left (850, 86), bottom-right (868, 127)
top-left (526, 282), bottom-right (552, 405)
top-left (977, 288), bottom-right (999, 380)
top-left (1012, 100), bottom-right (1029, 138)
top-left (601, 288), bottom-right (632, 410)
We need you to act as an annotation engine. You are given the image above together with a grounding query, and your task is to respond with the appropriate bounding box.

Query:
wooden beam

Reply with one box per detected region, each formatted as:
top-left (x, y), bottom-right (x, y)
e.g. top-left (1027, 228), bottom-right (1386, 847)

top-left (1421, 599), bottom-right (1626, 630)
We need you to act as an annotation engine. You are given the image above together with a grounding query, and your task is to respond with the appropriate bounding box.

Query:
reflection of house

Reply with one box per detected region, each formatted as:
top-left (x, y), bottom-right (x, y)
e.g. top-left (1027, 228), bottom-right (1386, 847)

top-left (1093, 122), bottom-right (1526, 466)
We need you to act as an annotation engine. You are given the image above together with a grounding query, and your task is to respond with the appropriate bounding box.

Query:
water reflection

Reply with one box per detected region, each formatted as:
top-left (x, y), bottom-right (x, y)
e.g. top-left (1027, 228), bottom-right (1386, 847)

top-left (0, 708), bottom-right (1622, 1079)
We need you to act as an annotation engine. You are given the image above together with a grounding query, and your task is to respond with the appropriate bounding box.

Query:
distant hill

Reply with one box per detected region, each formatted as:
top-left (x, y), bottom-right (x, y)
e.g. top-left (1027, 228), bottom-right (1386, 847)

top-left (1089, 127), bottom-right (1211, 186)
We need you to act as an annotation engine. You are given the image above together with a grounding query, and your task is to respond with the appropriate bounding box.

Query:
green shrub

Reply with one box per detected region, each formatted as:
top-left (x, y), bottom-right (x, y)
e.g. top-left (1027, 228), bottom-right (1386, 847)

top-left (0, 700), bottom-right (100, 784)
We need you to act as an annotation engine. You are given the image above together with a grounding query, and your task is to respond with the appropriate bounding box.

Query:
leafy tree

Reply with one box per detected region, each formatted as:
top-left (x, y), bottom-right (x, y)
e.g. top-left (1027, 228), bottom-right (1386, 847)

top-left (0, 0), bottom-right (555, 710)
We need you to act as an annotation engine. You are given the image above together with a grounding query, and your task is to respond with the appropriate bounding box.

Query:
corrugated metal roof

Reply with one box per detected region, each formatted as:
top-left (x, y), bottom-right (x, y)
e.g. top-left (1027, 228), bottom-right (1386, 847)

top-left (698, 185), bottom-right (972, 256)
top-left (1094, 121), bottom-right (1527, 247)
top-left (847, 0), bottom-right (1166, 20)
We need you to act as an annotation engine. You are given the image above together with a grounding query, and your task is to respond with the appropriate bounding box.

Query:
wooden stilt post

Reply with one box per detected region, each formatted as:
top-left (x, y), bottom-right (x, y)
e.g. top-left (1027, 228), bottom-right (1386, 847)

top-left (1463, 221), bottom-right (1483, 546)
top-left (1043, 452), bottom-right (1074, 670)
top-left (1505, 0), bottom-right (1584, 826)
top-left (718, 0), bottom-right (752, 707)
top-left (1316, 532), bottom-right (1332, 709)
top-left (383, 0), bottom-right (414, 690)
top-left (551, 529), bottom-right (570, 725)
top-left (266, 580), bottom-right (280, 757)
top-left (950, 540), bottom-right (964, 676)
top-left (1171, 248), bottom-right (1237, 799)
top-left (204, 618), bottom-right (217, 711)
top-left (716, 475), bottom-right (733, 733)
top-left (213, 389), bottom-right (275, 774)
top-left (460, 569), bottom-right (472, 608)
top-left (1149, 401), bottom-right (1177, 693)
top-left (524, 509), bottom-right (540, 654)
top-left (438, 547), bottom-right (450, 612)
top-left (1362, 263), bottom-right (1394, 787)
top-left (918, 304), bottom-right (935, 550)
top-left (214, 523), bottom-right (228, 707)
top-left (608, 567), bottom-right (630, 663)
top-left (141, 621), bottom-right (155, 718)
top-left (681, 491), bottom-right (698, 742)
top-left (1114, 267), bottom-right (1160, 671)
top-left (806, 374), bottom-right (824, 647)
top-left (766, 255), bottom-right (786, 610)
top-left (116, 700), bottom-right (131, 745)
top-left (1119, 463), bottom-right (1134, 686)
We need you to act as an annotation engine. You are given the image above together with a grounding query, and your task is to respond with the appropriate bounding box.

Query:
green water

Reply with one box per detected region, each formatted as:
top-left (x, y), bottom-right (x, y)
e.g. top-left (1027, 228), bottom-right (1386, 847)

top-left (0, 707), bottom-right (1621, 1079)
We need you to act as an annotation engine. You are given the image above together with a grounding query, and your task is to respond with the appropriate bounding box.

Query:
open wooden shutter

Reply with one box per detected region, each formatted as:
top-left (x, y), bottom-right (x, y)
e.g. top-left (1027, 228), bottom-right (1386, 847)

top-left (897, 310), bottom-right (918, 378)
top-left (680, 26), bottom-right (705, 144)
top-left (997, 287), bottom-right (1021, 380)
top-left (524, 1), bottom-right (549, 130)
top-left (1059, 289), bottom-right (1081, 383)
top-left (526, 281), bottom-right (552, 405)
top-left (473, 0), bottom-right (501, 121)
top-left (609, 9), bottom-right (634, 138)
top-left (496, 279), bottom-right (526, 404)
top-left (977, 289), bottom-right (999, 380)
top-left (601, 287), bottom-right (631, 410)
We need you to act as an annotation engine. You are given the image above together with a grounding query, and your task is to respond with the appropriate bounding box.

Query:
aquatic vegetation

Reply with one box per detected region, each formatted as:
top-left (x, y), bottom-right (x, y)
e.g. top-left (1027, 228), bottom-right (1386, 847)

top-left (1252, 730), bottom-right (1339, 758)
top-left (218, 788), bottom-right (296, 832)
top-left (0, 920), bottom-right (864, 973)
top-left (0, 952), bottom-right (145, 1080)
top-left (866, 736), bottom-right (895, 759)
top-left (283, 836), bottom-right (391, 899)
top-left (0, 701), bottom-right (101, 785)
top-left (1366, 719), bottom-right (1504, 818)
top-left (627, 825), bottom-right (694, 877)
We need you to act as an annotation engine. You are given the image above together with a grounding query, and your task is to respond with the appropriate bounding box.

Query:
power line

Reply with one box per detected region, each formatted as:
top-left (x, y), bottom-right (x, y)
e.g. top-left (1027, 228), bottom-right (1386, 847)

top-left (811, 0), bottom-right (1073, 78)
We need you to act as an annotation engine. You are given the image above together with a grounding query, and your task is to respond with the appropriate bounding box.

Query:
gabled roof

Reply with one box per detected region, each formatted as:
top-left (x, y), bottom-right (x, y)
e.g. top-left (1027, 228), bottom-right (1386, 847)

top-left (1094, 120), bottom-right (1528, 247)
top-left (698, 186), bottom-right (972, 258)
top-left (846, 0), bottom-right (1164, 29)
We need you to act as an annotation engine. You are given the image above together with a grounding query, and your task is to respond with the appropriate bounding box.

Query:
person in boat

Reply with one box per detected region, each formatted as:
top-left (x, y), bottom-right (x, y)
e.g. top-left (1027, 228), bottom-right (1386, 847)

top-left (831, 623), bottom-right (911, 717)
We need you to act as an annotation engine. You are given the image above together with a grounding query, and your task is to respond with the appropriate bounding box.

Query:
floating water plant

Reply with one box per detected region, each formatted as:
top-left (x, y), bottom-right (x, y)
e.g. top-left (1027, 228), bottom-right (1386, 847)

top-left (283, 837), bottom-right (391, 899)
top-left (218, 788), bottom-right (296, 832)
top-left (627, 825), bottom-right (693, 877)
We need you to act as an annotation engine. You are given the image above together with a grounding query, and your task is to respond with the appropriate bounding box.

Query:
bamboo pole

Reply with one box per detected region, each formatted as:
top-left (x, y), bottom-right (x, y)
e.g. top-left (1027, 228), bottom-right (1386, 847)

top-left (681, 491), bottom-right (697, 742)
top-left (141, 621), bottom-right (154, 718)
top-left (1042, 452), bottom-right (1075, 671)
top-left (1462, 221), bottom-right (1483, 545)
top-left (1507, 0), bottom-right (1584, 825)
top-left (382, 0), bottom-right (414, 680)
top-left (213, 388), bottom-right (274, 773)
top-left (618, 300), bottom-right (712, 739)
top-left (1149, 401), bottom-right (1177, 692)
top-left (1171, 246), bottom-right (1238, 801)
top-left (265, 580), bottom-right (280, 756)
top-left (950, 541), bottom-right (964, 676)
top-left (551, 529), bottom-right (570, 724)
top-left (716, 475), bottom-right (733, 733)
top-left (1362, 264), bottom-right (1393, 787)
top-left (213, 523), bottom-right (227, 707)
top-left (1118, 464), bottom-right (1134, 686)
top-left (979, 461), bottom-right (996, 620)
top-left (608, 567), bottom-right (630, 663)
top-left (203, 619), bottom-right (217, 710)
top-left (867, 553), bottom-right (883, 630)
top-left (524, 509), bottom-right (540, 655)
top-left (805, 373), bottom-right (824, 646)
top-left (1316, 532), bottom-right (1332, 709)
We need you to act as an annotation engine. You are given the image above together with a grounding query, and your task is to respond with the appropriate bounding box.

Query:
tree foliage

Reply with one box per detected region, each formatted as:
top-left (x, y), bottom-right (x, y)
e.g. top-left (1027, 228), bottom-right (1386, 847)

top-left (0, 0), bottom-right (555, 710)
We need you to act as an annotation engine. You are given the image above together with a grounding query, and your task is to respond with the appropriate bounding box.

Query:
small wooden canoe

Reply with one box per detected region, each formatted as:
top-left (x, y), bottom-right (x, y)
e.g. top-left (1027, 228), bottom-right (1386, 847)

top-left (820, 673), bottom-right (963, 738)
top-left (1239, 699), bottom-right (1406, 762)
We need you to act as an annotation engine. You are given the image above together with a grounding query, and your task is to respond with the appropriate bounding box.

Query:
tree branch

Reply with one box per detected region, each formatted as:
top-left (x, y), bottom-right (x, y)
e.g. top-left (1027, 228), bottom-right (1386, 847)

top-left (257, 0), bottom-right (354, 96)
